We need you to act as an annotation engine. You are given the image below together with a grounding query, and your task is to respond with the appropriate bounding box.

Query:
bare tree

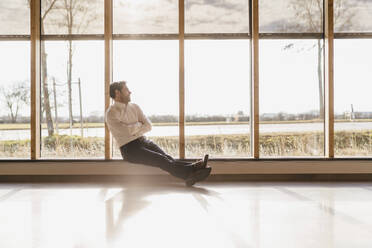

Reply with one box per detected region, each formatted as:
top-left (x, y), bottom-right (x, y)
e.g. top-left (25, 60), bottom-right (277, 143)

top-left (27, 0), bottom-right (58, 136)
top-left (49, 0), bottom-right (100, 134)
top-left (26, 0), bottom-right (99, 136)
top-left (0, 82), bottom-right (30, 123)
top-left (286, 0), bottom-right (357, 118)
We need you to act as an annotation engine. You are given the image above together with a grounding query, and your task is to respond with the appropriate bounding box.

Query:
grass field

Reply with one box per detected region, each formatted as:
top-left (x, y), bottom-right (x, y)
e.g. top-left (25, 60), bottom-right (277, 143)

top-left (1, 130), bottom-right (371, 158)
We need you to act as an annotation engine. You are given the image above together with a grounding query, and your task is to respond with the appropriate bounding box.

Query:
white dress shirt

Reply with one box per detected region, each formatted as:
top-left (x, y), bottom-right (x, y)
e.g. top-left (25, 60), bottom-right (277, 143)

top-left (105, 101), bottom-right (152, 148)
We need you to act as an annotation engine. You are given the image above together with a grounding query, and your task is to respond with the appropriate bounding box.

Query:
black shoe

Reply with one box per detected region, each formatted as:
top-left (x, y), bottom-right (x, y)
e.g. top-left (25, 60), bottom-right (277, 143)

top-left (190, 160), bottom-right (204, 169)
top-left (190, 154), bottom-right (209, 170)
top-left (185, 167), bottom-right (212, 187)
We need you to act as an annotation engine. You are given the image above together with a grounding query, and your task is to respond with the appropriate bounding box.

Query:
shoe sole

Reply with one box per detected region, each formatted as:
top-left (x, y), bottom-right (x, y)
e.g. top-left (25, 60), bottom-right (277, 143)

top-left (185, 167), bottom-right (212, 187)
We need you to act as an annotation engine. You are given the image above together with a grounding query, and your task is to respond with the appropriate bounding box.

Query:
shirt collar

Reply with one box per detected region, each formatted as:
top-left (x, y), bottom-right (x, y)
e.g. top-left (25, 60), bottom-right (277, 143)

top-left (113, 101), bottom-right (127, 108)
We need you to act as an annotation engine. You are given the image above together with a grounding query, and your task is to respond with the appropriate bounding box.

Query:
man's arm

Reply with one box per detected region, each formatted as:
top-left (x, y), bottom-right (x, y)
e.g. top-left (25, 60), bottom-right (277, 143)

top-left (134, 104), bottom-right (152, 135)
top-left (106, 111), bottom-right (144, 137)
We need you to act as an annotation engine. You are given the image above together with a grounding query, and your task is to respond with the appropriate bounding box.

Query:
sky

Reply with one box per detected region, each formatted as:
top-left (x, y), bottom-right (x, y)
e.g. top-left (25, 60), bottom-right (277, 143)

top-left (0, 0), bottom-right (372, 119)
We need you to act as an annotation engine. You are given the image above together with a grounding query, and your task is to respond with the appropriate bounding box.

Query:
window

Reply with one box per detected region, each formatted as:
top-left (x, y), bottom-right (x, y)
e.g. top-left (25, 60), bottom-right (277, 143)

top-left (0, 42), bottom-right (30, 159)
top-left (40, 0), bottom-right (105, 158)
top-left (40, 41), bottom-right (104, 158)
top-left (334, 39), bottom-right (372, 157)
top-left (0, 0), bottom-right (30, 159)
top-left (0, 0), bottom-right (29, 35)
top-left (185, 40), bottom-right (251, 158)
top-left (113, 0), bottom-right (178, 34)
top-left (185, 0), bottom-right (249, 33)
top-left (259, 39), bottom-right (324, 157)
top-left (113, 40), bottom-right (179, 158)
top-left (41, 0), bottom-right (104, 35)
top-left (260, 0), bottom-right (322, 33)
top-left (258, 0), bottom-right (324, 157)
top-left (334, 0), bottom-right (372, 33)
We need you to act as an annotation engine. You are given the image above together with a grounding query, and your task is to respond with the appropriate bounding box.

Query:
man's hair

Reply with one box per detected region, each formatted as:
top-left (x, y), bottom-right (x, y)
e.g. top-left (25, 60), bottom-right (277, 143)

top-left (109, 81), bottom-right (127, 99)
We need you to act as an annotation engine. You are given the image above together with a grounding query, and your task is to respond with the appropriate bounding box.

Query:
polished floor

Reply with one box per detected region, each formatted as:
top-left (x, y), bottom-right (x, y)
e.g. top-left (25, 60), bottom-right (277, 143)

top-left (1, 181), bottom-right (372, 248)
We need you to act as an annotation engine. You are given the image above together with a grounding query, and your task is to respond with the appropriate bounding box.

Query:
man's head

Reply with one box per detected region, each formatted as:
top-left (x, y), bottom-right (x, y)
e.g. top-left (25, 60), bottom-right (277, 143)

top-left (109, 81), bottom-right (131, 104)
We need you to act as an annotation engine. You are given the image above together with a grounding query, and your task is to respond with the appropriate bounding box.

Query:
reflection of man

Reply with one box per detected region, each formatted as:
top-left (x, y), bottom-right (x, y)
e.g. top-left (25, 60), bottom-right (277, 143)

top-left (105, 81), bottom-right (211, 186)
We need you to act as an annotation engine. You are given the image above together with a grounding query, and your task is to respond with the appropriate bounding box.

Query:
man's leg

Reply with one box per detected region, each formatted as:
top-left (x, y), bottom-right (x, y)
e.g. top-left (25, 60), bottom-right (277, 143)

top-left (141, 138), bottom-right (207, 167)
top-left (121, 138), bottom-right (211, 185)
top-left (130, 147), bottom-right (211, 186)
top-left (123, 145), bottom-right (194, 180)
top-left (141, 139), bottom-right (174, 159)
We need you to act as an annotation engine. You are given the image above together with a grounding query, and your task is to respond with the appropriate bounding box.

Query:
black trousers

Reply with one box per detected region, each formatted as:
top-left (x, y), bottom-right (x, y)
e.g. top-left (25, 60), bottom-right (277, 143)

top-left (120, 137), bottom-right (194, 180)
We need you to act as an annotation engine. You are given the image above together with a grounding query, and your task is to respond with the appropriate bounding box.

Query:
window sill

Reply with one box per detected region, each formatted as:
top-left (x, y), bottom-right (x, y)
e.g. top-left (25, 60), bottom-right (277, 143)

top-left (0, 159), bottom-right (371, 175)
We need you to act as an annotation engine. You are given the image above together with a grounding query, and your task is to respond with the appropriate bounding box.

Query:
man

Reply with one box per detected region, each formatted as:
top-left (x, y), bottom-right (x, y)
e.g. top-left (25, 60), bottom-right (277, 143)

top-left (105, 81), bottom-right (211, 186)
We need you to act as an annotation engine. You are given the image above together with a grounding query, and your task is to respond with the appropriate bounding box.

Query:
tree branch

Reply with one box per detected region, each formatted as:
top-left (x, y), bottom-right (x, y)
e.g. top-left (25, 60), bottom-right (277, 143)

top-left (42, 0), bottom-right (58, 21)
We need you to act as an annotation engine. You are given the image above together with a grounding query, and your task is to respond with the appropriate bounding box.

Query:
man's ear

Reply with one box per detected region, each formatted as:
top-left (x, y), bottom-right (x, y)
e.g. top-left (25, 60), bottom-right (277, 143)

top-left (114, 89), bottom-right (119, 98)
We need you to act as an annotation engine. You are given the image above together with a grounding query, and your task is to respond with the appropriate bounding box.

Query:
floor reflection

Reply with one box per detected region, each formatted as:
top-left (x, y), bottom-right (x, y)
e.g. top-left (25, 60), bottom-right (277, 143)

top-left (103, 184), bottom-right (221, 246)
top-left (0, 182), bottom-right (371, 248)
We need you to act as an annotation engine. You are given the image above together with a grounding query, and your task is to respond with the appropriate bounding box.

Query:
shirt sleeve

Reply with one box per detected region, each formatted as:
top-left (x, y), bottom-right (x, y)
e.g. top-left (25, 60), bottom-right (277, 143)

top-left (134, 104), bottom-right (152, 135)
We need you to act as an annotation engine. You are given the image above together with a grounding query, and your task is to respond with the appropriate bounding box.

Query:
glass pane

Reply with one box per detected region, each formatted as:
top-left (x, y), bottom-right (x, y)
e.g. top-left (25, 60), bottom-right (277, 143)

top-left (334, 39), bottom-right (372, 157)
top-left (260, 0), bottom-right (323, 33)
top-left (334, 0), bottom-right (372, 32)
top-left (185, 40), bottom-right (251, 158)
top-left (113, 0), bottom-right (178, 34)
top-left (259, 40), bottom-right (324, 157)
top-left (41, 0), bottom-right (104, 35)
top-left (41, 41), bottom-right (104, 158)
top-left (113, 40), bottom-right (179, 158)
top-left (0, 42), bottom-right (30, 159)
top-left (0, 0), bottom-right (30, 35)
top-left (185, 0), bottom-right (249, 33)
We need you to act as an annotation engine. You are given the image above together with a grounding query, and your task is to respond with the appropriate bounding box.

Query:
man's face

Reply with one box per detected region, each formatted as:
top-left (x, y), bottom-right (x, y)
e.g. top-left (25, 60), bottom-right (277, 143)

top-left (116, 84), bottom-right (131, 103)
